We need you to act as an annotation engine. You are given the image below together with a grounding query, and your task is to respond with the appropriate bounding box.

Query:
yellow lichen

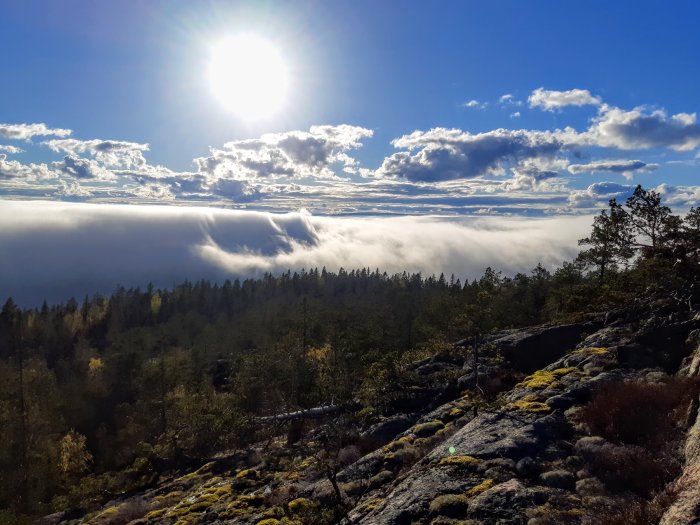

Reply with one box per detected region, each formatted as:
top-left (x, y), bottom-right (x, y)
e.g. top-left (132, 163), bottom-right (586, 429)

top-left (448, 407), bottom-right (465, 418)
top-left (288, 497), bottom-right (317, 514)
top-left (359, 498), bottom-right (385, 512)
top-left (511, 399), bottom-right (551, 413)
top-left (465, 478), bottom-right (494, 497)
top-left (92, 506), bottom-right (119, 520)
top-left (574, 347), bottom-right (609, 355)
top-left (195, 461), bottom-right (216, 474)
top-left (438, 454), bottom-right (480, 467)
top-left (262, 506), bottom-right (285, 518)
top-left (517, 367), bottom-right (576, 389)
top-left (177, 471), bottom-right (201, 482)
top-left (383, 435), bottom-right (414, 453)
top-left (153, 490), bottom-right (183, 502)
top-left (235, 468), bottom-right (258, 479)
top-left (296, 457), bottom-right (315, 470)
top-left (144, 508), bottom-right (168, 520)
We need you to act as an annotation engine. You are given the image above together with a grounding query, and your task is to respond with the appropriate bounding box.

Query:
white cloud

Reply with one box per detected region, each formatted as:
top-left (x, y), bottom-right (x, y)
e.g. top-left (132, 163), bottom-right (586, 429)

top-left (464, 99), bottom-right (488, 109)
top-left (52, 155), bottom-right (116, 180)
top-left (587, 107), bottom-right (700, 151)
top-left (654, 183), bottom-right (700, 206)
top-left (0, 200), bottom-right (592, 306)
top-left (0, 123), bottom-right (72, 140)
top-left (0, 154), bottom-right (55, 180)
top-left (54, 179), bottom-right (93, 199)
top-left (510, 112), bottom-right (521, 119)
top-left (528, 87), bottom-right (602, 111)
top-left (499, 94), bottom-right (522, 106)
top-left (567, 181), bottom-right (635, 208)
top-left (567, 159), bottom-right (658, 179)
top-left (195, 125), bottom-right (373, 182)
top-left (376, 127), bottom-right (573, 182)
top-left (0, 145), bottom-right (23, 154)
top-left (44, 138), bottom-right (150, 168)
top-left (502, 158), bottom-right (569, 192)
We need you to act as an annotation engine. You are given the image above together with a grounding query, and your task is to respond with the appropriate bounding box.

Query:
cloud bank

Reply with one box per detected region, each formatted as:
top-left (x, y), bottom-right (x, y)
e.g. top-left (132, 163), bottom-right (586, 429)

top-left (0, 200), bottom-right (592, 306)
top-left (1, 88), bottom-right (700, 214)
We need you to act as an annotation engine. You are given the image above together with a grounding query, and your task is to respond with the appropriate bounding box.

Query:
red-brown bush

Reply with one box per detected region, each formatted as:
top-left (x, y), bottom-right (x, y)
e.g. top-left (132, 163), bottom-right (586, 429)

top-left (574, 377), bottom-right (700, 447)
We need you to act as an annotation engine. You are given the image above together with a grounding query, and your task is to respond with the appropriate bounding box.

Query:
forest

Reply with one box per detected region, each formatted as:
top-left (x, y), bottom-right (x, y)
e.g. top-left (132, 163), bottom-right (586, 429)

top-left (1, 185), bottom-right (699, 523)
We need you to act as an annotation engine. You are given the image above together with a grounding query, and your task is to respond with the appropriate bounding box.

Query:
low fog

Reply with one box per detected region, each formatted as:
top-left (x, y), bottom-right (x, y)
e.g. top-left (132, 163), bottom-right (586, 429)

top-left (0, 201), bottom-right (593, 306)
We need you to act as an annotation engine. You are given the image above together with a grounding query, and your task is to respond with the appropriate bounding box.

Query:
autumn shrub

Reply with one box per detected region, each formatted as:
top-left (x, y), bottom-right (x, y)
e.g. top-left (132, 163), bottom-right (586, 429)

top-left (574, 377), bottom-right (700, 447)
top-left (585, 443), bottom-right (677, 496)
top-left (580, 485), bottom-right (679, 525)
top-left (574, 377), bottom-right (698, 504)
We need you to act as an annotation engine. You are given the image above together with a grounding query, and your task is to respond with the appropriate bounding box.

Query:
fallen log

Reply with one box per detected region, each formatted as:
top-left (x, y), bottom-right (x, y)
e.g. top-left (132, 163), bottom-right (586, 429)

top-left (257, 403), bottom-right (357, 422)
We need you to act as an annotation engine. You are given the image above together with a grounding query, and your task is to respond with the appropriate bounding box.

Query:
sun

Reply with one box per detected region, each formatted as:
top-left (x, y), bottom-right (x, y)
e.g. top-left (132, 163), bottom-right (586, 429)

top-left (208, 35), bottom-right (288, 120)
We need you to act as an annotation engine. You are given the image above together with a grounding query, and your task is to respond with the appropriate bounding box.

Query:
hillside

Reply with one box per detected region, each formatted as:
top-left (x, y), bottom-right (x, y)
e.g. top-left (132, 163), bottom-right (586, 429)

top-left (0, 185), bottom-right (698, 525)
top-left (38, 304), bottom-right (700, 525)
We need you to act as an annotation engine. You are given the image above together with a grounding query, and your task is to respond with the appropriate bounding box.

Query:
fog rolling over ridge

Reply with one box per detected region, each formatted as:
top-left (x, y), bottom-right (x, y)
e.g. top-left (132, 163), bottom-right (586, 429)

top-left (0, 200), bottom-right (590, 306)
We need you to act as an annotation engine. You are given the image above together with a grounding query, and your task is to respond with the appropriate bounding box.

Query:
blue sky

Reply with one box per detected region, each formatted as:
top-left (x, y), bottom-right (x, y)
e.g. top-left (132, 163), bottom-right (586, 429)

top-left (2, 0), bottom-right (700, 214)
top-left (2, 1), bottom-right (700, 303)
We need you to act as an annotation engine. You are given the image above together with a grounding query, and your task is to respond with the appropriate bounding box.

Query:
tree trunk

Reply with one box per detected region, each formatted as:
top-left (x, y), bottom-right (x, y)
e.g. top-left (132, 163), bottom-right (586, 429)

top-left (327, 468), bottom-right (343, 503)
top-left (17, 344), bottom-right (28, 513)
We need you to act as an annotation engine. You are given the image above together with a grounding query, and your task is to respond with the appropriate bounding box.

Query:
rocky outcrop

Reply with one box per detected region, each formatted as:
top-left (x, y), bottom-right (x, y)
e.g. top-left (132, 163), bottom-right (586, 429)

top-left (48, 309), bottom-right (700, 525)
top-left (480, 321), bottom-right (601, 373)
top-left (660, 329), bottom-right (700, 525)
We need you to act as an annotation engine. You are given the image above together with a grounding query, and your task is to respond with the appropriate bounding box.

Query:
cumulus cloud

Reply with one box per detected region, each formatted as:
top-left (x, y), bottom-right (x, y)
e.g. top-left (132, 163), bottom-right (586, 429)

top-left (52, 155), bottom-right (116, 180)
top-left (0, 154), bottom-right (55, 180)
top-left (0, 200), bottom-right (591, 306)
top-left (0, 123), bottom-right (72, 140)
top-left (567, 181), bottom-right (635, 208)
top-left (44, 138), bottom-right (150, 168)
top-left (195, 125), bottom-right (373, 182)
top-left (502, 158), bottom-right (569, 192)
top-left (54, 179), bottom-right (93, 199)
top-left (528, 87), bottom-right (602, 111)
top-left (654, 183), bottom-right (700, 206)
top-left (207, 178), bottom-right (261, 201)
top-left (588, 107), bottom-right (700, 151)
top-left (376, 127), bottom-right (572, 182)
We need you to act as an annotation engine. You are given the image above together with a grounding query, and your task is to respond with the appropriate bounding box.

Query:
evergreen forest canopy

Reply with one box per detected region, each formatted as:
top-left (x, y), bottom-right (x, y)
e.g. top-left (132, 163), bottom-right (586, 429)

top-left (0, 185), bottom-right (699, 522)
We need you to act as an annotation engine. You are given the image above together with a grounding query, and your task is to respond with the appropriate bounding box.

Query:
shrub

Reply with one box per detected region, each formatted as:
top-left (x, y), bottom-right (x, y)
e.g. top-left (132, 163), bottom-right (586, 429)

top-left (579, 485), bottom-right (679, 525)
top-left (574, 378), bottom-right (700, 447)
top-left (585, 443), bottom-right (677, 497)
top-left (413, 420), bottom-right (445, 437)
top-left (429, 494), bottom-right (469, 517)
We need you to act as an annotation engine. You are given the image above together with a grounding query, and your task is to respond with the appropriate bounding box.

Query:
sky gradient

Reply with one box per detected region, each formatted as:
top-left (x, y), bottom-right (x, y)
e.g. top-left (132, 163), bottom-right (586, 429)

top-left (1, 0), bottom-right (699, 303)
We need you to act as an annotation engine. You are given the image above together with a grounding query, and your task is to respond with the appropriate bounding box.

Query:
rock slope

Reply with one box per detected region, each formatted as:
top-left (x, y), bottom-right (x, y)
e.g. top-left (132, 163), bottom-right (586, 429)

top-left (43, 308), bottom-right (700, 525)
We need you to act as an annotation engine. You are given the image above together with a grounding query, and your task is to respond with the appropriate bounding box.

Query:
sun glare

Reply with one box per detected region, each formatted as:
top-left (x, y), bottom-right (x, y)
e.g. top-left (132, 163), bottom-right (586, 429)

top-left (208, 35), bottom-right (288, 120)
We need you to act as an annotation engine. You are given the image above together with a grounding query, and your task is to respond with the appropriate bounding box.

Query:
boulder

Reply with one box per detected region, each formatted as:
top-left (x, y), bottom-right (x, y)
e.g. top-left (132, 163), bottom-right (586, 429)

top-left (362, 413), bottom-right (418, 445)
top-left (488, 322), bottom-right (600, 373)
top-left (515, 456), bottom-right (538, 478)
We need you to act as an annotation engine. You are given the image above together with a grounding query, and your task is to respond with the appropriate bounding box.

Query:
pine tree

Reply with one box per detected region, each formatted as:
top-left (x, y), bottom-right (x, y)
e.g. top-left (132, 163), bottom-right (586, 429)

top-left (577, 199), bottom-right (634, 283)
